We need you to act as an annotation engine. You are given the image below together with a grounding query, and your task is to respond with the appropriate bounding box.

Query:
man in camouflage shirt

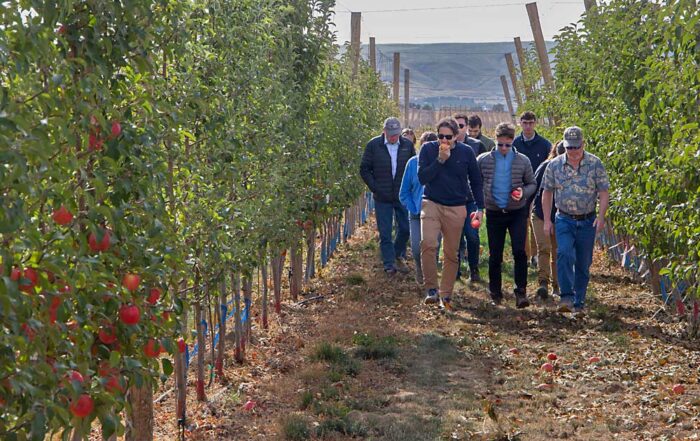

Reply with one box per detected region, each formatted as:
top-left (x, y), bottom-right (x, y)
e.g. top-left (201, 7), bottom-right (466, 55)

top-left (542, 126), bottom-right (609, 313)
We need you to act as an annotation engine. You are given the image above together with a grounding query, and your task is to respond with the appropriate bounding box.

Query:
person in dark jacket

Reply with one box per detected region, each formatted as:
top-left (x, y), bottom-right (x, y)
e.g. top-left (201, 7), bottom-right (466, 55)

top-left (360, 117), bottom-right (416, 275)
top-left (477, 122), bottom-right (536, 308)
top-left (512, 111), bottom-right (552, 268)
top-left (531, 141), bottom-right (565, 300)
top-left (466, 114), bottom-right (496, 151)
top-left (418, 117), bottom-right (484, 310)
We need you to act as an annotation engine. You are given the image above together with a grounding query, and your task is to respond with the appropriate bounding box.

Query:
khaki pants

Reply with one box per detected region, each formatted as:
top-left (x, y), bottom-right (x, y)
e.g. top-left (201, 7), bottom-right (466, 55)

top-left (420, 200), bottom-right (467, 297)
top-left (524, 212), bottom-right (538, 259)
top-left (531, 214), bottom-right (558, 290)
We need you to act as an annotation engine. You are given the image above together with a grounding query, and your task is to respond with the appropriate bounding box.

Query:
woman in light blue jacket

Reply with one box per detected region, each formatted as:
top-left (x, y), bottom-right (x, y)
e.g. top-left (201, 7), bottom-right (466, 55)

top-left (399, 131), bottom-right (437, 284)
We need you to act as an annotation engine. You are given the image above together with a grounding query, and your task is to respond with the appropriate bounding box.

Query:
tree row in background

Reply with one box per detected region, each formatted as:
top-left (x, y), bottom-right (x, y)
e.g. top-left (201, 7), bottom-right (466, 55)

top-left (516, 0), bottom-right (699, 310)
top-left (0, 0), bottom-right (395, 439)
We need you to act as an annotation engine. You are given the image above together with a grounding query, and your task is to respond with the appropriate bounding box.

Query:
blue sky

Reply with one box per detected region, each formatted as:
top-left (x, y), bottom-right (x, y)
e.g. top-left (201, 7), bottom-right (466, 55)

top-left (332, 0), bottom-right (588, 44)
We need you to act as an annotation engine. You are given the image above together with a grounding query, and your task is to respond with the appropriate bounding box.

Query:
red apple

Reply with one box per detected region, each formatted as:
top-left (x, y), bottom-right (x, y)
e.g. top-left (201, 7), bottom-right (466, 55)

top-left (69, 394), bottom-right (94, 418)
top-left (143, 339), bottom-right (160, 358)
top-left (122, 273), bottom-right (140, 291)
top-left (508, 347), bottom-right (520, 355)
top-left (243, 400), bottom-right (256, 411)
top-left (588, 356), bottom-right (601, 364)
top-left (110, 121), bottom-right (122, 138)
top-left (98, 324), bottom-right (118, 345)
top-left (547, 353), bottom-right (558, 361)
top-left (511, 188), bottom-right (522, 199)
top-left (162, 311), bottom-right (171, 321)
top-left (147, 287), bottom-right (161, 305)
top-left (88, 230), bottom-right (111, 252)
top-left (88, 132), bottom-right (103, 151)
top-left (104, 374), bottom-right (123, 394)
top-left (541, 362), bottom-right (554, 372)
top-left (470, 218), bottom-right (481, 229)
top-left (49, 296), bottom-right (62, 324)
top-left (52, 205), bottom-right (73, 226)
top-left (21, 323), bottom-right (35, 341)
top-left (177, 338), bottom-right (186, 353)
top-left (672, 384), bottom-right (685, 395)
top-left (10, 267), bottom-right (21, 281)
top-left (58, 282), bottom-right (71, 293)
top-left (119, 304), bottom-right (140, 325)
top-left (19, 267), bottom-right (39, 293)
top-left (68, 371), bottom-right (84, 384)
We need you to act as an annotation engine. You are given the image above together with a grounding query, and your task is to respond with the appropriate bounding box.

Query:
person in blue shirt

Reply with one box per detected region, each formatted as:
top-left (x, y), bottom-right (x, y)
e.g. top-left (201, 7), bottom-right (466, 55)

top-left (360, 117), bottom-right (416, 276)
top-left (399, 131), bottom-right (437, 285)
top-left (477, 122), bottom-right (537, 308)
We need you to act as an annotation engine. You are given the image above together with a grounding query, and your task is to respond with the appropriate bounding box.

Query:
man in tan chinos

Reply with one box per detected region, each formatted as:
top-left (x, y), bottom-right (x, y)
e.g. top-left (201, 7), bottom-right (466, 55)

top-left (418, 117), bottom-right (485, 310)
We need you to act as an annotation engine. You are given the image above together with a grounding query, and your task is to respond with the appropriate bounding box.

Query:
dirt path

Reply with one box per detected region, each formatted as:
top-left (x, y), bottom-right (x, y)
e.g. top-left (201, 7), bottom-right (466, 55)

top-left (172, 222), bottom-right (700, 441)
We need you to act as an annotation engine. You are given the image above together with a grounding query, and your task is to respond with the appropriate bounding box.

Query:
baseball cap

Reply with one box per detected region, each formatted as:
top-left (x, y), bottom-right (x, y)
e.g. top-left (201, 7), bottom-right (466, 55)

top-left (383, 117), bottom-right (402, 137)
top-left (563, 126), bottom-right (583, 148)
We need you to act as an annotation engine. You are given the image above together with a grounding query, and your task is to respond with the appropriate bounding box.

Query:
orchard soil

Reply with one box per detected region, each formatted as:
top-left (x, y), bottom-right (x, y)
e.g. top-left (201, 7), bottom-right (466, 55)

top-left (147, 220), bottom-right (699, 440)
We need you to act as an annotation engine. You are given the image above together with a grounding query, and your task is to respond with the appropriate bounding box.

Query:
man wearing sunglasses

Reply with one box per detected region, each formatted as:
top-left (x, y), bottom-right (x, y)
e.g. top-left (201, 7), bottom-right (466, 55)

top-left (477, 122), bottom-right (537, 308)
top-left (360, 117), bottom-right (416, 276)
top-left (542, 126), bottom-right (610, 313)
top-left (418, 117), bottom-right (484, 310)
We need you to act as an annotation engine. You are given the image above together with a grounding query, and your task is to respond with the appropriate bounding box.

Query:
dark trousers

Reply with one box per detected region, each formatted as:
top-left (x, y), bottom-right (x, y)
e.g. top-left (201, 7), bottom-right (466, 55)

top-left (375, 200), bottom-right (410, 270)
top-left (486, 206), bottom-right (529, 295)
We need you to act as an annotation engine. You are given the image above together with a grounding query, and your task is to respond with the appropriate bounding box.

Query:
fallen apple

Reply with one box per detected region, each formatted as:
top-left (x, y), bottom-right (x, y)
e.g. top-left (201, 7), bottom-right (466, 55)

top-left (541, 362), bottom-right (554, 373)
top-left (547, 353), bottom-right (558, 361)
top-left (672, 384), bottom-right (685, 395)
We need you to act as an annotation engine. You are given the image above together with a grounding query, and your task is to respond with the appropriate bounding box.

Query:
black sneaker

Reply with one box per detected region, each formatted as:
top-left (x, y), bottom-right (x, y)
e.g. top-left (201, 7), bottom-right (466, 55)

top-left (395, 258), bottom-right (410, 274)
top-left (536, 285), bottom-right (548, 300)
top-left (515, 292), bottom-right (530, 309)
top-left (424, 288), bottom-right (439, 305)
top-left (489, 291), bottom-right (503, 305)
top-left (470, 268), bottom-right (482, 283)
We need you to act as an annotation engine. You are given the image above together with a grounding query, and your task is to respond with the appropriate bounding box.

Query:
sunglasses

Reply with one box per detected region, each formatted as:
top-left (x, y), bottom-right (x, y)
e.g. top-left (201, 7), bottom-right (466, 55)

top-left (437, 134), bottom-right (453, 140)
top-left (497, 142), bottom-right (513, 148)
top-left (565, 145), bottom-right (582, 150)
top-left (458, 124), bottom-right (465, 129)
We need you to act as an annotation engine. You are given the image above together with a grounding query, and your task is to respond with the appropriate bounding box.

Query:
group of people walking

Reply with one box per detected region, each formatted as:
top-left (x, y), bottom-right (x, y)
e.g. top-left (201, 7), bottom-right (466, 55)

top-left (360, 112), bottom-right (609, 313)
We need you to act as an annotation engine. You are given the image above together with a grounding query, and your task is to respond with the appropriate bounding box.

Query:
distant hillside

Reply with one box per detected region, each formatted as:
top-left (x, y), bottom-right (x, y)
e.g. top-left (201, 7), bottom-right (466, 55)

top-left (354, 42), bottom-right (555, 109)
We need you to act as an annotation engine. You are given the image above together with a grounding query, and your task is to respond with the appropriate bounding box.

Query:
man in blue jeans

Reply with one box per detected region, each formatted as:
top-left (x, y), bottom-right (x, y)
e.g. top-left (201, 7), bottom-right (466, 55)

top-left (542, 126), bottom-right (610, 313)
top-left (360, 117), bottom-right (416, 275)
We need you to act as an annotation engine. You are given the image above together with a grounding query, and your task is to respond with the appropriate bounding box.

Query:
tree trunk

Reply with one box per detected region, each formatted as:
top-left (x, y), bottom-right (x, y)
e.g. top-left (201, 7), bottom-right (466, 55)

top-left (304, 223), bottom-right (315, 282)
top-left (125, 383), bottom-right (154, 441)
top-left (216, 276), bottom-right (226, 379)
top-left (290, 239), bottom-right (303, 301)
top-left (174, 278), bottom-right (188, 430)
top-left (195, 301), bottom-right (206, 401)
top-left (232, 271), bottom-right (243, 363)
top-left (261, 249), bottom-right (269, 329)
top-left (271, 250), bottom-right (285, 314)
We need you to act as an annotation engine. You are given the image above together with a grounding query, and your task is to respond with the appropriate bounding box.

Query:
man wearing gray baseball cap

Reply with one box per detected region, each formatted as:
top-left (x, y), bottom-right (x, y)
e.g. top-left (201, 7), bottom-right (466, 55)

top-left (541, 126), bottom-right (610, 314)
top-left (360, 117), bottom-right (416, 275)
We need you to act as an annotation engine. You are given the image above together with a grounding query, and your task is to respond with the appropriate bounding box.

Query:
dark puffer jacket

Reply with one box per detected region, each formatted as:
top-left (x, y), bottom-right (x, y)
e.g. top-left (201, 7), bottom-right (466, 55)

top-left (477, 147), bottom-right (536, 212)
top-left (360, 135), bottom-right (416, 203)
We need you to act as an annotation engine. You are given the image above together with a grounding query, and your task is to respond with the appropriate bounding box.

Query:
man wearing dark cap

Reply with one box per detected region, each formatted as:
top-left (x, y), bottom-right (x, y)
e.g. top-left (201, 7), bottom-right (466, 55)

top-left (360, 117), bottom-right (416, 275)
top-left (542, 126), bottom-right (610, 313)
